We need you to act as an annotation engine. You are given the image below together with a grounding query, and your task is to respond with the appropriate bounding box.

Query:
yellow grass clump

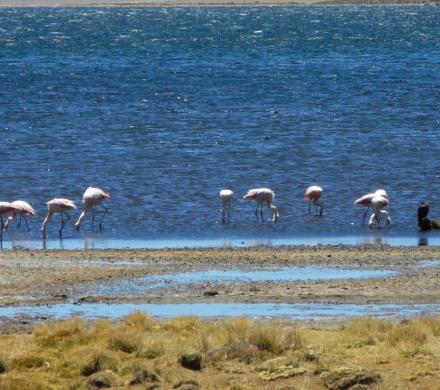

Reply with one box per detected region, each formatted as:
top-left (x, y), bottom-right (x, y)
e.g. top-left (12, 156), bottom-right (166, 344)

top-left (0, 315), bottom-right (440, 388)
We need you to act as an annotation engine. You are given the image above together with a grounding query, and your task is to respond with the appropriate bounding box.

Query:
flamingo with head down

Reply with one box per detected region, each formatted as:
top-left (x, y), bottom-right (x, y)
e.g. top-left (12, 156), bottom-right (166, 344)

top-left (0, 202), bottom-right (20, 241)
top-left (3, 200), bottom-right (36, 231)
top-left (219, 189), bottom-right (234, 224)
top-left (304, 186), bottom-right (324, 216)
top-left (75, 187), bottom-right (111, 232)
top-left (354, 189), bottom-right (388, 223)
top-left (243, 188), bottom-right (279, 222)
top-left (41, 198), bottom-right (77, 238)
top-left (368, 195), bottom-right (390, 228)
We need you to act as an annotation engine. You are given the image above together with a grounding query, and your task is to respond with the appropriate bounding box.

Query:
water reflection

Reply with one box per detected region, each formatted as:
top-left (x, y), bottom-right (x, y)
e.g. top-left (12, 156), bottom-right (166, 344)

top-left (0, 235), bottom-right (440, 251)
top-left (419, 237), bottom-right (428, 246)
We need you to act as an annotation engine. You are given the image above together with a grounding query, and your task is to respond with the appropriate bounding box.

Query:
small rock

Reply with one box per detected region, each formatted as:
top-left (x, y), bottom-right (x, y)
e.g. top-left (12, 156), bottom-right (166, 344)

top-left (301, 351), bottom-right (319, 362)
top-left (321, 368), bottom-right (381, 390)
top-left (203, 291), bottom-right (218, 297)
top-left (179, 352), bottom-right (202, 371)
top-left (173, 379), bottom-right (199, 389)
top-left (259, 366), bottom-right (306, 381)
top-left (0, 360), bottom-right (7, 374)
top-left (129, 368), bottom-right (160, 385)
top-left (87, 370), bottom-right (119, 389)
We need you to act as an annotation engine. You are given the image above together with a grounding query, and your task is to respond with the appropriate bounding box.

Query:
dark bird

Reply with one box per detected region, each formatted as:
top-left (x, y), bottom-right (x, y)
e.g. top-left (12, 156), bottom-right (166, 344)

top-left (418, 202), bottom-right (440, 231)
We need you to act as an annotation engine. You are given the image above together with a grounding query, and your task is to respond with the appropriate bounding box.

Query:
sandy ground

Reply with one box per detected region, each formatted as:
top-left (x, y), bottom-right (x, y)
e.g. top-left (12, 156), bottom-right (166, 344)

top-left (0, 0), bottom-right (436, 7)
top-left (0, 246), bottom-right (440, 306)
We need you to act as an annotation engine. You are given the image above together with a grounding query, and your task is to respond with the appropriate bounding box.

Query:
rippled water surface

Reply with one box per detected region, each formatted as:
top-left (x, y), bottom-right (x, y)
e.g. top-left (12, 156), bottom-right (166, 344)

top-left (1, 6), bottom-right (440, 242)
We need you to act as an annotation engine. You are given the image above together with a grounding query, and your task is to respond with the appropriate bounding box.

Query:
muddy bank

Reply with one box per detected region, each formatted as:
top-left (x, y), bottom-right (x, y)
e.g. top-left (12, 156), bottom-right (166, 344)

top-left (0, 246), bottom-right (439, 306)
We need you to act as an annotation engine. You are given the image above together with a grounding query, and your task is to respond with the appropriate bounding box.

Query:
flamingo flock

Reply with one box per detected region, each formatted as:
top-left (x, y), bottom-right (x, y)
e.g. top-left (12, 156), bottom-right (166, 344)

top-left (2, 183), bottom-right (440, 241)
top-left (1, 187), bottom-right (111, 239)
top-left (219, 186), bottom-right (393, 229)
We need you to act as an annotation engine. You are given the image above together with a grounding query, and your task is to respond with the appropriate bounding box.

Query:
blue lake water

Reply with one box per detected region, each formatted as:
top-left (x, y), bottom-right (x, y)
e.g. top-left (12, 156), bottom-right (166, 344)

top-left (2, 302), bottom-right (440, 320)
top-left (1, 6), bottom-right (440, 245)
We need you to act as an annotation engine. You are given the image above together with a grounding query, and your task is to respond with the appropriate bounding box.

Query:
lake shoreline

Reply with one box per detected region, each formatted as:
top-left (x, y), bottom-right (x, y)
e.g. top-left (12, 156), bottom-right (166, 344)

top-left (1, 246), bottom-right (439, 308)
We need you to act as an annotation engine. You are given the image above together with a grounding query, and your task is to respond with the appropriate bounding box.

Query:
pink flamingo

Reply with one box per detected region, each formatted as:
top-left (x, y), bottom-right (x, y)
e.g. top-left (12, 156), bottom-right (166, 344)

top-left (243, 188), bottom-right (279, 222)
top-left (368, 195), bottom-right (390, 228)
top-left (0, 202), bottom-right (20, 241)
top-left (74, 187), bottom-right (111, 231)
top-left (3, 200), bottom-right (36, 231)
top-left (219, 189), bottom-right (234, 224)
top-left (304, 186), bottom-right (324, 216)
top-left (354, 189), bottom-right (388, 223)
top-left (41, 198), bottom-right (77, 238)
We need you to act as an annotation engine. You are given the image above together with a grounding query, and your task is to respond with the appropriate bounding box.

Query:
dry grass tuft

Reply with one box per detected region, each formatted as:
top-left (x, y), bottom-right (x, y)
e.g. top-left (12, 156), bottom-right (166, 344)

top-left (221, 319), bottom-right (302, 363)
top-left (80, 351), bottom-right (118, 377)
top-left (123, 311), bottom-right (155, 331)
top-left (385, 321), bottom-right (427, 347)
top-left (1, 315), bottom-right (440, 388)
top-left (11, 355), bottom-right (48, 370)
top-left (139, 339), bottom-right (165, 359)
top-left (108, 332), bottom-right (143, 354)
top-left (34, 319), bottom-right (93, 349)
top-left (163, 316), bottom-right (202, 333)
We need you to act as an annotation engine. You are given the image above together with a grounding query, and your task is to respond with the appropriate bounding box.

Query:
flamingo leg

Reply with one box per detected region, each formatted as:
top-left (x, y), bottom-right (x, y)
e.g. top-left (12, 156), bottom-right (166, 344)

top-left (99, 206), bottom-right (108, 231)
top-left (91, 207), bottom-right (95, 231)
top-left (23, 216), bottom-right (30, 231)
top-left (227, 203), bottom-right (231, 223)
top-left (260, 202), bottom-right (264, 220)
top-left (221, 202), bottom-right (226, 224)
top-left (17, 216), bottom-right (22, 229)
top-left (59, 213), bottom-right (71, 237)
top-left (363, 206), bottom-right (370, 223)
top-left (308, 200), bottom-right (311, 215)
top-left (1, 217), bottom-right (3, 241)
top-left (255, 202), bottom-right (260, 222)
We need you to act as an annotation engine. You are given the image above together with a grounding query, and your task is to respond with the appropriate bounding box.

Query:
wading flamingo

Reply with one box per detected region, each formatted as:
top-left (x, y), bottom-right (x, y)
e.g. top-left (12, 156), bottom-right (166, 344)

top-left (3, 200), bottom-right (36, 231)
top-left (418, 202), bottom-right (440, 231)
top-left (304, 186), bottom-right (323, 216)
top-left (219, 189), bottom-right (234, 224)
top-left (368, 195), bottom-right (390, 228)
top-left (41, 198), bottom-right (77, 238)
top-left (354, 189), bottom-right (388, 223)
top-left (0, 202), bottom-right (20, 241)
top-left (243, 188), bottom-right (279, 222)
top-left (74, 187), bottom-right (111, 232)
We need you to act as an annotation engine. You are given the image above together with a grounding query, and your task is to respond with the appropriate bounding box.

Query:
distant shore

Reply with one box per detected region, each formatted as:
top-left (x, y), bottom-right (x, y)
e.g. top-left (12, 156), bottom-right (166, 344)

top-left (0, 0), bottom-right (437, 7)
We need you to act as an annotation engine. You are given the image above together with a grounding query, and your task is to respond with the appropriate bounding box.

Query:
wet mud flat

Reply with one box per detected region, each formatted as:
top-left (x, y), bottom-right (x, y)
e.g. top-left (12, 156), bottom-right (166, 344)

top-left (0, 246), bottom-right (440, 309)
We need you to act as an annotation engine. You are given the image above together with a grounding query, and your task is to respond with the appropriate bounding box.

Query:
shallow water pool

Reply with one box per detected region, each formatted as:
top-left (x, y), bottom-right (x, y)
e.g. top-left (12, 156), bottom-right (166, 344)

top-left (2, 302), bottom-right (440, 320)
top-left (86, 266), bottom-right (397, 296)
